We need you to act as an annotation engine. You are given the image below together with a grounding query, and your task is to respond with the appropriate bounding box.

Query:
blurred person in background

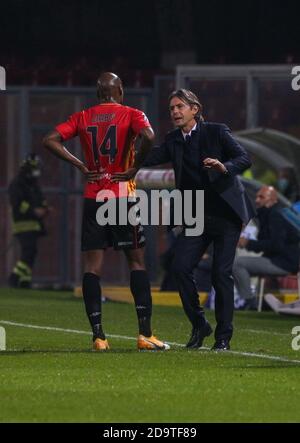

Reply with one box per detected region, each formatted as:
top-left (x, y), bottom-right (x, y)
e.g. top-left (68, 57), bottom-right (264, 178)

top-left (8, 153), bottom-right (50, 288)
top-left (250, 155), bottom-right (277, 186)
top-left (276, 167), bottom-right (300, 203)
top-left (233, 186), bottom-right (300, 310)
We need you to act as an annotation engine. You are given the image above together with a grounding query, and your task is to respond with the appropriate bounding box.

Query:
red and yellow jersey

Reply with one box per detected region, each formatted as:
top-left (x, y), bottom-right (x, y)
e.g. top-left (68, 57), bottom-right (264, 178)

top-left (55, 103), bottom-right (151, 199)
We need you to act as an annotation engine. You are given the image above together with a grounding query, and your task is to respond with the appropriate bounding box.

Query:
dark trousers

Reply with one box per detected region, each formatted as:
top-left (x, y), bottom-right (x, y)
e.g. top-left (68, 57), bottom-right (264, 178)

top-left (9, 232), bottom-right (39, 288)
top-left (172, 215), bottom-right (242, 341)
top-left (17, 232), bottom-right (39, 267)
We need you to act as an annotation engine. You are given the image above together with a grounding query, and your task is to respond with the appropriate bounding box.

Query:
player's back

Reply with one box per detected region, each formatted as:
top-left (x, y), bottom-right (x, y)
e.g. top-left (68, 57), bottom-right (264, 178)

top-left (78, 103), bottom-right (137, 171)
top-left (56, 102), bottom-right (151, 199)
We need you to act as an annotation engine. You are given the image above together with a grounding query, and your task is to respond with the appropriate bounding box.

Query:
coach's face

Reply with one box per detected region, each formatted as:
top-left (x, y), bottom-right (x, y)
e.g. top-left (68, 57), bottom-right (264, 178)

top-left (169, 97), bottom-right (198, 132)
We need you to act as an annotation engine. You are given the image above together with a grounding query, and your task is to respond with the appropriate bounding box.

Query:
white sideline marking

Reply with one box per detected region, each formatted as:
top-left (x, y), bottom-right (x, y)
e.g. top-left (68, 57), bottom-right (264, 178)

top-left (0, 326), bottom-right (6, 350)
top-left (244, 328), bottom-right (288, 337)
top-left (1, 320), bottom-right (300, 365)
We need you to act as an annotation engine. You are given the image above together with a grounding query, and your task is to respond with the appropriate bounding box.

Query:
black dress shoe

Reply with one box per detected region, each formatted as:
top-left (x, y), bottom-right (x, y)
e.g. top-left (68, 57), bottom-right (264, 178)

top-left (211, 339), bottom-right (230, 351)
top-left (186, 321), bottom-right (213, 349)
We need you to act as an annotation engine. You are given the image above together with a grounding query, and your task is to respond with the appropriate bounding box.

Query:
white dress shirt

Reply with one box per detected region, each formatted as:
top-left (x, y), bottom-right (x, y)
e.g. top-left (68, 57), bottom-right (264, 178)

top-left (181, 123), bottom-right (197, 140)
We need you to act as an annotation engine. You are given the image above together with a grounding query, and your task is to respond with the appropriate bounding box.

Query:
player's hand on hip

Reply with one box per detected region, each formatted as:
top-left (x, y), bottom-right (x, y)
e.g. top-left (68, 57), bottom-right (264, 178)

top-left (203, 158), bottom-right (227, 173)
top-left (111, 168), bottom-right (137, 182)
top-left (78, 164), bottom-right (101, 183)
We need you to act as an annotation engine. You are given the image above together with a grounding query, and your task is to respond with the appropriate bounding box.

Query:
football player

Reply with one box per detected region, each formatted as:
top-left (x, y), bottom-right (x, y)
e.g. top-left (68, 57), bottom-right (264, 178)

top-left (43, 72), bottom-right (169, 352)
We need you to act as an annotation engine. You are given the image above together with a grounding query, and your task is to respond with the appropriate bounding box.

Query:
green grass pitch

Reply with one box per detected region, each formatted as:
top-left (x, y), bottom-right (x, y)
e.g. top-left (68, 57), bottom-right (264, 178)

top-left (1, 288), bottom-right (300, 423)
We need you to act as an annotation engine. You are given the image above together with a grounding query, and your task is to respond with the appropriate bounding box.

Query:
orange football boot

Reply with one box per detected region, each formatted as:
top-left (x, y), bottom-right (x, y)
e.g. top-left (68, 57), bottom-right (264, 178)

top-left (137, 335), bottom-right (170, 351)
top-left (93, 338), bottom-right (110, 351)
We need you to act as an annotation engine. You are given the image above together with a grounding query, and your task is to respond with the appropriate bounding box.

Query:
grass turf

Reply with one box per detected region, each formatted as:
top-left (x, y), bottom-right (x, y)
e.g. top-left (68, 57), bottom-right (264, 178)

top-left (1, 288), bottom-right (300, 423)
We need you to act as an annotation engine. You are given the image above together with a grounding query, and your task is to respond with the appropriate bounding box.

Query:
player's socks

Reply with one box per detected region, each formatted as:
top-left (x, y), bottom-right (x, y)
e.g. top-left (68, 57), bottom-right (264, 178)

top-left (130, 270), bottom-right (152, 337)
top-left (82, 272), bottom-right (106, 341)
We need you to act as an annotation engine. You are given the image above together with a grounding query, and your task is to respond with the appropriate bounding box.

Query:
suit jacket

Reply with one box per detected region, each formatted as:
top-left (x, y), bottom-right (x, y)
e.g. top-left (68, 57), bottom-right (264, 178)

top-left (144, 121), bottom-right (256, 224)
top-left (247, 204), bottom-right (300, 273)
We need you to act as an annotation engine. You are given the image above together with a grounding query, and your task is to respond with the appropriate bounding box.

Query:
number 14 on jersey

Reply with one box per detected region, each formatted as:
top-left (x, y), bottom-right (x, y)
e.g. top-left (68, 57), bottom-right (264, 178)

top-left (87, 125), bottom-right (118, 165)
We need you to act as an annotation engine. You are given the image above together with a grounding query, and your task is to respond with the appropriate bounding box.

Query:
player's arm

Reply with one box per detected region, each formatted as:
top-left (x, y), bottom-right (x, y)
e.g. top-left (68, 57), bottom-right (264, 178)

top-left (43, 130), bottom-right (100, 182)
top-left (133, 127), bottom-right (155, 170)
top-left (111, 127), bottom-right (155, 182)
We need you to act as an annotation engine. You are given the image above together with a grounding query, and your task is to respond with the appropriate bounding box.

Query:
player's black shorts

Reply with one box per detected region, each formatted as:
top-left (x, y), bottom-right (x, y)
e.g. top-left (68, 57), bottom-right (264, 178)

top-left (81, 198), bottom-right (146, 251)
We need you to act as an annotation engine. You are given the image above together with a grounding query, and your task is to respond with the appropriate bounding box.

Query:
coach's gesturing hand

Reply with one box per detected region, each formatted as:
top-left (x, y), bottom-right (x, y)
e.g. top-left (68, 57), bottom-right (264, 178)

top-left (203, 158), bottom-right (228, 174)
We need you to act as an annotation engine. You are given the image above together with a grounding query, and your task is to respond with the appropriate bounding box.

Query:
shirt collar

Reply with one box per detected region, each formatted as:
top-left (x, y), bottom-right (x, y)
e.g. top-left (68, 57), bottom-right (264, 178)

top-left (181, 123), bottom-right (197, 140)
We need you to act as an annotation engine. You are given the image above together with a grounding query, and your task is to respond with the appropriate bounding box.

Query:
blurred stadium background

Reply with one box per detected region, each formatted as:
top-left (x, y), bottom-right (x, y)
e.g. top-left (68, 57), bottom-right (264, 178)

top-left (1, 0), bottom-right (300, 290)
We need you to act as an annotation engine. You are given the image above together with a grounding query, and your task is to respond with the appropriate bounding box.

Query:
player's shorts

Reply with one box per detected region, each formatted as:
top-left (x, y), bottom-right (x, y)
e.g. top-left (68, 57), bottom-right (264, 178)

top-left (81, 198), bottom-right (146, 251)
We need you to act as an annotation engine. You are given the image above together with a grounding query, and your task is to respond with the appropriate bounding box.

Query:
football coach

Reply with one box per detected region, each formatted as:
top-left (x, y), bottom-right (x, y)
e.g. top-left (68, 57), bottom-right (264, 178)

top-left (143, 89), bottom-right (255, 350)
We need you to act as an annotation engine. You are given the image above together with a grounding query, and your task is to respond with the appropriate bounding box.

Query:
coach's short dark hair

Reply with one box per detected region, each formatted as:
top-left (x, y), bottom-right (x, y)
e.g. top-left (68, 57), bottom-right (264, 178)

top-left (168, 89), bottom-right (204, 121)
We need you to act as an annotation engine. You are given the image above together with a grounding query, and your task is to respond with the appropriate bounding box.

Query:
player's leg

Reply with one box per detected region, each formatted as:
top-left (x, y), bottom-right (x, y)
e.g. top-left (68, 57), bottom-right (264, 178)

top-left (124, 247), bottom-right (170, 350)
top-left (124, 246), bottom-right (152, 335)
top-left (81, 199), bottom-right (110, 350)
top-left (113, 200), bottom-right (170, 350)
top-left (82, 250), bottom-right (108, 348)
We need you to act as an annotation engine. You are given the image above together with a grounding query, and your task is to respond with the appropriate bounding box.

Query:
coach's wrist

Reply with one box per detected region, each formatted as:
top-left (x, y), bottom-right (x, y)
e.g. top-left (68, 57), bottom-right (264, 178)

top-left (222, 165), bottom-right (229, 175)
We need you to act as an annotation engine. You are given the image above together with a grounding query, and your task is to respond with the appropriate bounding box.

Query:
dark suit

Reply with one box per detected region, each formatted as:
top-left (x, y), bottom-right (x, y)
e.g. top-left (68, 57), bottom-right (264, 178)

top-left (144, 121), bottom-right (255, 342)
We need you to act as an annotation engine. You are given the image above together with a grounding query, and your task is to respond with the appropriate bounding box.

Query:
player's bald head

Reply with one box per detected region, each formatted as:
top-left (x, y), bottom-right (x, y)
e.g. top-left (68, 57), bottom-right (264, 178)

top-left (96, 72), bottom-right (124, 103)
top-left (256, 185), bottom-right (278, 208)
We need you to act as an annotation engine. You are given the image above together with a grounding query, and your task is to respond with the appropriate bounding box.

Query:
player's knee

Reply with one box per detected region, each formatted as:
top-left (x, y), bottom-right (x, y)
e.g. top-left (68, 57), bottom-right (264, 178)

top-left (125, 249), bottom-right (145, 270)
top-left (84, 264), bottom-right (101, 277)
top-left (128, 260), bottom-right (145, 271)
